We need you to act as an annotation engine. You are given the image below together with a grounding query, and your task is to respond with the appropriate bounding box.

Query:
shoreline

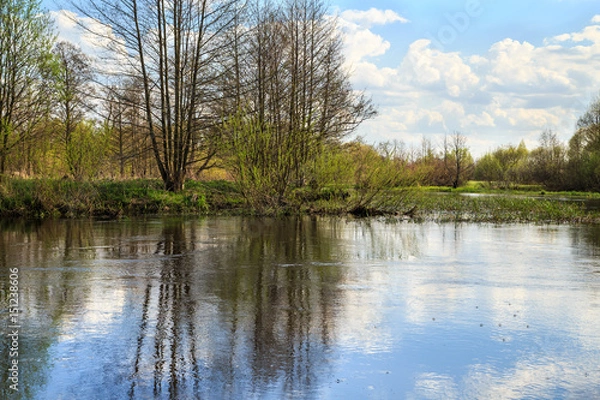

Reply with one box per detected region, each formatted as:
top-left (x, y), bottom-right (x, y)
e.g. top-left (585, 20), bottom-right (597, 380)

top-left (1, 177), bottom-right (599, 223)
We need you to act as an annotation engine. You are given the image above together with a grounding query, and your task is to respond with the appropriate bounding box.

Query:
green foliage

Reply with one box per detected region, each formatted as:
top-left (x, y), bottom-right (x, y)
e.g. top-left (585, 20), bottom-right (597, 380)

top-left (474, 153), bottom-right (503, 182)
top-left (220, 111), bottom-right (299, 212)
top-left (0, 178), bottom-right (208, 218)
top-left (0, 0), bottom-right (56, 173)
top-left (65, 121), bottom-right (109, 180)
top-left (346, 141), bottom-right (408, 214)
top-left (474, 141), bottom-right (529, 188)
top-left (305, 143), bottom-right (355, 189)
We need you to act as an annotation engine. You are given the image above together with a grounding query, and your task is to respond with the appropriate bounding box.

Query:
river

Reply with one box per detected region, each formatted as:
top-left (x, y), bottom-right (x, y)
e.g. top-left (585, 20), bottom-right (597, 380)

top-left (1, 216), bottom-right (599, 399)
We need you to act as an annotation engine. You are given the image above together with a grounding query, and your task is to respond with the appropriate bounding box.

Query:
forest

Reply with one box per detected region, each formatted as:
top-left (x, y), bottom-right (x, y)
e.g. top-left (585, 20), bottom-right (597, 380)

top-left (2, 0), bottom-right (600, 218)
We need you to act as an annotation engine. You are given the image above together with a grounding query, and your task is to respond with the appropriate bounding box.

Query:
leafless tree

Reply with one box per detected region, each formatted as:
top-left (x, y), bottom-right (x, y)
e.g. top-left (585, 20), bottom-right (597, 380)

top-left (73, 0), bottom-right (240, 191)
top-left (105, 77), bottom-right (155, 178)
top-left (443, 131), bottom-right (473, 188)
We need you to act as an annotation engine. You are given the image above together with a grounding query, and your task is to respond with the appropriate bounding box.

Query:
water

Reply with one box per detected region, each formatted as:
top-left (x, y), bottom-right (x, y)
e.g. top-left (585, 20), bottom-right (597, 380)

top-left (1, 217), bottom-right (600, 399)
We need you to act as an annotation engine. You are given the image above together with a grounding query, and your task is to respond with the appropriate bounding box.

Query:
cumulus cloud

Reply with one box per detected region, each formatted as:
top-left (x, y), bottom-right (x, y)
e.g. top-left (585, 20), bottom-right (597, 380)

top-left (400, 39), bottom-right (480, 97)
top-left (338, 9), bottom-right (600, 156)
top-left (340, 8), bottom-right (409, 28)
top-left (337, 9), bottom-right (408, 66)
top-left (340, 22), bottom-right (392, 64)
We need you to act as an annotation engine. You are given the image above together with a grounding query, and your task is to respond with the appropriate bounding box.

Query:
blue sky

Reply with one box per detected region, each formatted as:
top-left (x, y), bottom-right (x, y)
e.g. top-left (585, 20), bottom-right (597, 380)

top-left (42, 0), bottom-right (600, 157)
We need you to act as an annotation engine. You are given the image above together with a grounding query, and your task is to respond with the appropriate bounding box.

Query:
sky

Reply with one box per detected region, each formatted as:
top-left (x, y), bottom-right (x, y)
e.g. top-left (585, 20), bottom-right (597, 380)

top-left (42, 0), bottom-right (600, 157)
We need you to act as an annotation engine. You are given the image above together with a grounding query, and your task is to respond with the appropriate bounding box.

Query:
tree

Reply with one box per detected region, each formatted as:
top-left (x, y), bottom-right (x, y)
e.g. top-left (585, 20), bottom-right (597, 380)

top-left (220, 0), bottom-right (376, 207)
top-left (474, 142), bottom-right (528, 188)
top-left (573, 96), bottom-right (600, 153)
top-left (0, 0), bottom-right (55, 174)
top-left (104, 77), bottom-right (155, 178)
top-left (566, 96), bottom-right (600, 190)
top-left (443, 131), bottom-right (473, 188)
top-left (474, 153), bottom-right (502, 183)
top-left (73, 0), bottom-right (240, 191)
top-left (53, 41), bottom-right (95, 179)
top-left (528, 129), bottom-right (566, 189)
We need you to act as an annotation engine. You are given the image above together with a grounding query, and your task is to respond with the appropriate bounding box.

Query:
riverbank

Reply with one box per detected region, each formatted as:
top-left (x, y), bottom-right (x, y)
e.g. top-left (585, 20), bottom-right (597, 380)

top-left (0, 178), bottom-right (213, 218)
top-left (0, 177), bottom-right (599, 223)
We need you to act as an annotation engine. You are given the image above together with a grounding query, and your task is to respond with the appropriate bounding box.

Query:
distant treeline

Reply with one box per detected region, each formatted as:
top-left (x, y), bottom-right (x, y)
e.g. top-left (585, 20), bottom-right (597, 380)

top-left (475, 97), bottom-right (600, 192)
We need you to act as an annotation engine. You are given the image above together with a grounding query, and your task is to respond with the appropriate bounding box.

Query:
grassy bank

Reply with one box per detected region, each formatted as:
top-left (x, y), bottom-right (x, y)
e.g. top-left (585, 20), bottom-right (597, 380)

top-left (421, 180), bottom-right (600, 198)
top-left (1, 177), bottom-right (599, 223)
top-left (0, 178), bottom-right (213, 218)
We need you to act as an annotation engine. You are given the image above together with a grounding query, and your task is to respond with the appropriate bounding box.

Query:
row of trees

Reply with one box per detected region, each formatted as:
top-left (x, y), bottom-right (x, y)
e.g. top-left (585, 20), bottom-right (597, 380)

top-left (3, 0), bottom-right (600, 206)
top-left (1, 0), bottom-right (375, 198)
top-left (475, 97), bottom-right (600, 192)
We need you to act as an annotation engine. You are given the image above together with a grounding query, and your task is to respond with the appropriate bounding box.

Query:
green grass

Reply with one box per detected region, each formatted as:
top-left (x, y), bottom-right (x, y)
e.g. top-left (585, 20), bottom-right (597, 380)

top-left (1, 177), bottom-right (599, 223)
top-left (0, 178), bottom-right (209, 218)
top-left (402, 191), bottom-right (595, 223)
top-left (421, 181), bottom-right (600, 199)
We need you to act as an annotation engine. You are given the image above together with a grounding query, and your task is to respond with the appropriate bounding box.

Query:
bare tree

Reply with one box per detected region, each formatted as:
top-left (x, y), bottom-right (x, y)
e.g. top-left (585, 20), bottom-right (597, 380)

top-left (104, 77), bottom-right (155, 178)
top-left (73, 0), bottom-right (240, 191)
top-left (443, 131), bottom-right (473, 188)
top-left (221, 0), bottom-right (376, 207)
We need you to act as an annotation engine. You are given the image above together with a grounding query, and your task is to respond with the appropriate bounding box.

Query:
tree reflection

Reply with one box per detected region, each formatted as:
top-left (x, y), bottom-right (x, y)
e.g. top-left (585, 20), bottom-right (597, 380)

top-left (571, 225), bottom-right (600, 259)
top-left (0, 219), bottom-right (100, 400)
top-left (0, 217), bottom-right (363, 399)
top-left (3, 219), bottom-right (600, 399)
top-left (126, 217), bottom-right (346, 399)
top-left (0, 218), bottom-right (171, 399)
top-left (210, 218), bottom-right (342, 396)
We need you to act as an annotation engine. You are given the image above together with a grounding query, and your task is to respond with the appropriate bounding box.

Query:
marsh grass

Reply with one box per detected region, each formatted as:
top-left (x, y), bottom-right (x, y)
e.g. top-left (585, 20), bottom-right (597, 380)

top-left (0, 178), bottom-right (208, 218)
top-left (0, 177), bottom-right (598, 222)
top-left (407, 192), bottom-right (592, 223)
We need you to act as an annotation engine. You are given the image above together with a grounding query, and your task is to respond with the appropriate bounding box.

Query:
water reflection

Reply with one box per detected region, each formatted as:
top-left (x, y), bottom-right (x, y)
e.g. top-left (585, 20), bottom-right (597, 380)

top-left (0, 217), bottom-right (600, 399)
top-left (122, 218), bottom-right (345, 399)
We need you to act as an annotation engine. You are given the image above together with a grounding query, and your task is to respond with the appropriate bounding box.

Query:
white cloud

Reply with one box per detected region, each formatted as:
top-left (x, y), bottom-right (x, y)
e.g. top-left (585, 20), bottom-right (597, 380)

top-left (50, 10), bottom-right (129, 76)
top-left (340, 8), bottom-right (409, 28)
top-left (462, 111), bottom-right (495, 128)
top-left (399, 39), bottom-right (480, 98)
top-left (338, 9), bottom-right (408, 66)
top-left (340, 21), bottom-right (392, 64)
top-left (338, 11), bottom-right (600, 157)
top-left (592, 15), bottom-right (600, 24)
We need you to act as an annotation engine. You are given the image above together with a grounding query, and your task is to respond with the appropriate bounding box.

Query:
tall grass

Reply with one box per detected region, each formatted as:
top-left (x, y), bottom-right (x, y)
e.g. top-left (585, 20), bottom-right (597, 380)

top-left (0, 178), bottom-right (208, 218)
top-left (1, 177), bottom-right (597, 223)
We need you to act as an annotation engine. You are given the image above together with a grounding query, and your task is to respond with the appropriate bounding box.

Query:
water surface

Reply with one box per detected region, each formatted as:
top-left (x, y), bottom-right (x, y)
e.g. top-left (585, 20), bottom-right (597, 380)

top-left (1, 217), bottom-right (600, 399)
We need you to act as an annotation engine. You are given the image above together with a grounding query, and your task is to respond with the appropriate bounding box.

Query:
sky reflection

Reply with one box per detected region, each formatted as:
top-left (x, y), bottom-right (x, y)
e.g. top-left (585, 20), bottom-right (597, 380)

top-left (1, 217), bottom-right (599, 399)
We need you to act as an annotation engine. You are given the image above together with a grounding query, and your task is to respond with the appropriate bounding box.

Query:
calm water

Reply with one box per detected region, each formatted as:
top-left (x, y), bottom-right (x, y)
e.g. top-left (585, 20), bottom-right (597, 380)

top-left (1, 217), bottom-right (600, 399)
